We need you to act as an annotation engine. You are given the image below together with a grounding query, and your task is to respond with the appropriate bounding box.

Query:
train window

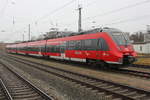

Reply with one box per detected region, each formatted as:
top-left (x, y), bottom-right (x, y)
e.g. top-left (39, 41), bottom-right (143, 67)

top-left (27, 46), bottom-right (40, 52)
top-left (84, 39), bottom-right (92, 48)
top-left (92, 39), bottom-right (99, 50)
top-left (68, 41), bottom-right (76, 50)
top-left (75, 40), bottom-right (82, 50)
top-left (46, 45), bottom-right (53, 52)
top-left (46, 45), bottom-right (51, 52)
top-left (98, 38), bottom-right (109, 51)
top-left (40, 46), bottom-right (45, 52)
top-left (56, 45), bottom-right (60, 53)
top-left (60, 42), bottom-right (66, 53)
top-left (46, 45), bottom-right (61, 53)
top-left (83, 39), bottom-right (98, 50)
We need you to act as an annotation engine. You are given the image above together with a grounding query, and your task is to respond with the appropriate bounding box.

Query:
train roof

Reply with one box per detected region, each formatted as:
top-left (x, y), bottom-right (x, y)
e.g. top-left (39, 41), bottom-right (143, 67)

top-left (7, 27), bottom-right (122, 46)
top-left (61, 27), bottom-right (122, 37)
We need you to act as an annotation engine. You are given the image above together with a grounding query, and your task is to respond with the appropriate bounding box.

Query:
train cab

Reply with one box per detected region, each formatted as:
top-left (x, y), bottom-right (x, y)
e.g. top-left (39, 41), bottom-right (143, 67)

top-left (103, 28), bottom-right (137, 65)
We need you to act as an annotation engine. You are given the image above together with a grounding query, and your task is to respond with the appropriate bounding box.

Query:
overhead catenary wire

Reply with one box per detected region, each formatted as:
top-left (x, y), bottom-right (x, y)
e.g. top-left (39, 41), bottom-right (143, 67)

top-left (17, 0), bottom-right (76, 32)
top-left (99, 14), bottom-right (150, 27)
top-left (83, 0), bottom-right (150, 21)
top-left (61, 0), bottom-right (150, 29)
top-left (35, 0), bottom-right (76, 22)
top-left (8, 0), bottom-right (77, 42)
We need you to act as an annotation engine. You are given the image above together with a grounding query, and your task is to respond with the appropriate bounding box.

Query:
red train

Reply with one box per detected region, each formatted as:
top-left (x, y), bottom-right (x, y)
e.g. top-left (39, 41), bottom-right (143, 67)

top-left (6, 28), bottom-right (137, 68)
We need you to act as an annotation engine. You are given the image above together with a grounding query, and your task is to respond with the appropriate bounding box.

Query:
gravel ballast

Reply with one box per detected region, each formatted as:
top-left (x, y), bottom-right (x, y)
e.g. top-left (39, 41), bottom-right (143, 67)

top-left (8, 54), bottom-right (150, 91)
top-left (4, 57), bottom-right (112, 100)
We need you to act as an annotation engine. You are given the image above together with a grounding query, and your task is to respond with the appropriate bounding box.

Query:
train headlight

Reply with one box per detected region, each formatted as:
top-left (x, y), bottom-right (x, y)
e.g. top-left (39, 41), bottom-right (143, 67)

top-left (117, 46), bottom-right (121, 51)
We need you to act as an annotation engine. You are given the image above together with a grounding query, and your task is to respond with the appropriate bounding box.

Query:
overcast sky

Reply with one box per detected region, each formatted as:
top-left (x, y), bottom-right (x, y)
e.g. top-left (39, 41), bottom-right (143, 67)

top-left (0, 0), bottom-right (150, 42)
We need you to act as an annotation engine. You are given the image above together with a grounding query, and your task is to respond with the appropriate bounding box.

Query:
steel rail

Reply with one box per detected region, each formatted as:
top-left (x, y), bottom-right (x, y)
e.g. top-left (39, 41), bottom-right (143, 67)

top-left (0, 79), bottom-right (13, 100)
top-left (118, 68), bottom-right (150, 79)
top-left (132, 64), bottom-right (150, 69)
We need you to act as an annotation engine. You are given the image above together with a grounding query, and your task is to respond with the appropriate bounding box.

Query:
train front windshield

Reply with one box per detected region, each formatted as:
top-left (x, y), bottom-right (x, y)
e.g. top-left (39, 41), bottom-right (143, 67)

top-left (102, 28), bottom-right (130, 46)
top-left (111, 33), bottom-right (130, 46)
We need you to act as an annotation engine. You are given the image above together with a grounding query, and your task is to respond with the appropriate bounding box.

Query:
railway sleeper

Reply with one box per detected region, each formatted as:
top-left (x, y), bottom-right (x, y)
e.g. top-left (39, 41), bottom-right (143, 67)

top-left (97, 83), bottom-right (109, 87)
top-left (96, 92), bottom-right (107, 100)
top-left (108, 87), bottom-right (121, 91)
top-left (7, 85), bottom-right (28, 88)
top-left (24, 95), bottom-right (45, 100)
top-left (11, 89), bottom-right (33, 93)
top-left (90, 82), bottom-right (104, 85)
top-left (8, 86), bottom-right (30, 90)
top-left (9, 88), bottom-right (32, 92)
top-left (112, 98), bottom-right (122, 100)
top-left (96, 90), bottom-right (119, 100)
top-left (105, 94), bottom-right (113, 99)
top-left (11, 90), bottom-right (36, 95)
top-left (123, 91), bottom-right (137, 96)
top-left (12, 92), bottom-right (40, 99)
top-left (115, 89), bottom-right (129, 93)
top-left (102, 85), bottom-right (115, 89)
top-left (91, 89), bottom-right (99, 93)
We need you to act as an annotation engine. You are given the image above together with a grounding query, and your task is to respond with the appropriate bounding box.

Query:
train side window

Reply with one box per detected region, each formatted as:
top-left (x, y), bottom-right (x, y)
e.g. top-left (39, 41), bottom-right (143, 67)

top-left (56, 45), bottom-right (60, 53)
top-left (75, 40), bottom-right (82, 50)
top-left (51, 45), bottom-right (55, 52)
top-left (84, 39), bottom-right (92, 50)
top-left (68, 41), bottom-right (75, 50)
top-left (60, 42), bottom-right (66, 53)
top-left (46, 45), bottom-right (51, 52)
top-left (83, 39), bottom-right (98, 50)
top-left (98, 38), bottom-right (109, 51)
top-left (92, 39), bottom-right (98, 50)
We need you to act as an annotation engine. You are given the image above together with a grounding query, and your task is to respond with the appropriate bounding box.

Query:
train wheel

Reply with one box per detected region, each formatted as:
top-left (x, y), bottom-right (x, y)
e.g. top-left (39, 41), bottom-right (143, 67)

top-left (98, 60), bottom-right (108, 70)
top-left (108, 64), bottom-right (119, 69)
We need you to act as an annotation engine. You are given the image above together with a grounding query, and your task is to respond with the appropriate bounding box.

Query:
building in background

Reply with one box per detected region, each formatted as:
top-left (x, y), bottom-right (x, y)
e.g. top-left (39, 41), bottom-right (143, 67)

top-left (132, 25), bottom-right (150, 54)
top-left (133, 42), bottom-right (150, 54)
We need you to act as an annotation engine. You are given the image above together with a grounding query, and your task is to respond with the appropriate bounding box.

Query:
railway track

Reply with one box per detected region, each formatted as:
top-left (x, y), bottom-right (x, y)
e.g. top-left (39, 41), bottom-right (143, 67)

top-left (0, 60), bottom-right (53, 100)
top-left (0, 79), bottom-right (12, 100)
top-left (6, 54), bottom-right (150, 80)
top-left (132, 64), bottom-right (150, 69)
top-left (116, 68), bottom-right (150, 79)
top-left (3, 54), bottom-right (150, 100)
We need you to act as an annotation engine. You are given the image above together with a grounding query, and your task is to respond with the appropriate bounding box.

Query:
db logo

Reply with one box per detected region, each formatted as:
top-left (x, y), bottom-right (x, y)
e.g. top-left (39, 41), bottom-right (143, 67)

top-left (75, 51), bottom-right (81, 54)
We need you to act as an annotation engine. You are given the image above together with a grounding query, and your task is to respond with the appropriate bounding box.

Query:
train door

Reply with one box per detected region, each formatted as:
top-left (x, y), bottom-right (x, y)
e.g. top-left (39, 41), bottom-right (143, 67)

top-left (100, 38), bottom-right (109, 61)
top-left (96, 38), bottom-right (103, 60)
top-left (97, 38), bottom-right (109, 61)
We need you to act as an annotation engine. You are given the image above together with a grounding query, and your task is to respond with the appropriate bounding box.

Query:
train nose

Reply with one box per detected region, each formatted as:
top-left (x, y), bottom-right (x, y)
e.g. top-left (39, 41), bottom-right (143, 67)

top-left (119, 45), bottom-right (134, 54)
